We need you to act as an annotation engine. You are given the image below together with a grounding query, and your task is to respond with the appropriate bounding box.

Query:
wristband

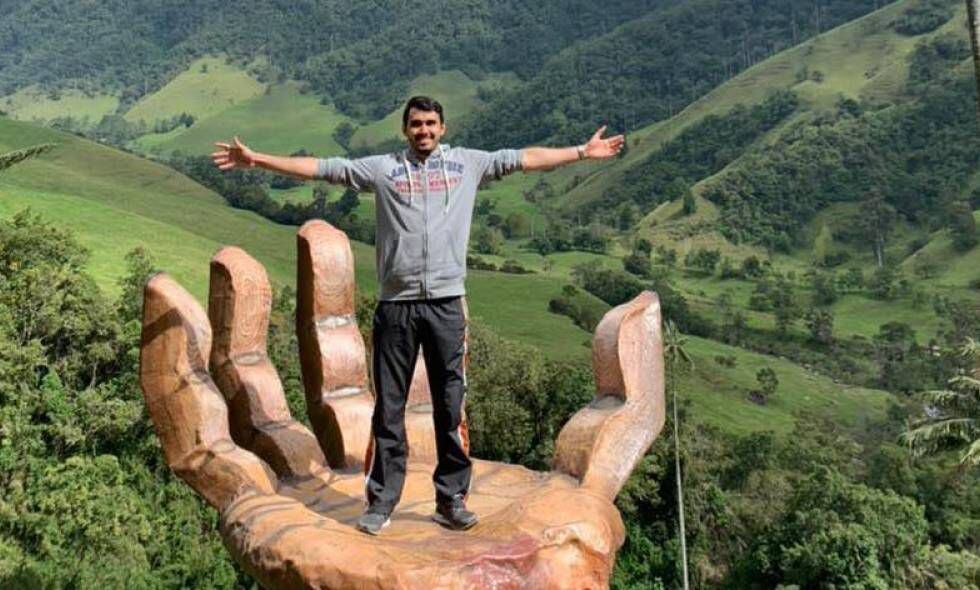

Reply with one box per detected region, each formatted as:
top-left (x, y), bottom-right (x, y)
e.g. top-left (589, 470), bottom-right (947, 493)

top-left (577, 145), bottom-right (587, 160)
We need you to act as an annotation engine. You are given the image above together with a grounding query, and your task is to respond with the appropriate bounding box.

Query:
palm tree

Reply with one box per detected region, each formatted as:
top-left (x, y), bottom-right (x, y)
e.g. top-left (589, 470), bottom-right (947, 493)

top-left (903, 338), bottom-right (979, 468)
top-left (663, 319), bottom-right (693, 590)
top-left (0, 143), bottom-right (55, 173)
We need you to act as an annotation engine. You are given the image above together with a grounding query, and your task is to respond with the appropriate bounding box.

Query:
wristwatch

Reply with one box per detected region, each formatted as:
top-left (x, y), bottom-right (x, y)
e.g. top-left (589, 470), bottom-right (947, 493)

top-left (577, 145), bottom-right (587, 160)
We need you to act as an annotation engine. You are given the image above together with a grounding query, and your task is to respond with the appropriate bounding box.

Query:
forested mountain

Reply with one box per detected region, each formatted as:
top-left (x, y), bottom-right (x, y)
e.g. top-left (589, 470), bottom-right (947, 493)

top-left (708, 50), bottom-right (979, 250)
top-left (1, 0), bottom-right (888, 141)
top-left (0, 0), bottom-right (661, 119)
top-left (455, 0), bottom-right (888, 147)
top-left (535, 0), bottom-right (971, 235)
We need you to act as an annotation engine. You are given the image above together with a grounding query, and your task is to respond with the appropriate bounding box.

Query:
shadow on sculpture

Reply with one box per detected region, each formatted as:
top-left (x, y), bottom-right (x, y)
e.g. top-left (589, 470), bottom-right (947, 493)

top-left (139, 219), bottom-right (666, 589)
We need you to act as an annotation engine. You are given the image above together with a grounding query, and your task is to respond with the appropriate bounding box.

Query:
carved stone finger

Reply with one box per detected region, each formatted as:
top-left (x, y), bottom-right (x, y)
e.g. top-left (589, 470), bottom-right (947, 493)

top-left (208, 246), bottom-right (330, 481)
top-left (552, 291), bottom-right (666, 499)
top-left (296, 220), bottom-right (375, 468)
top-left (140, 273), bottom-right (276, 510)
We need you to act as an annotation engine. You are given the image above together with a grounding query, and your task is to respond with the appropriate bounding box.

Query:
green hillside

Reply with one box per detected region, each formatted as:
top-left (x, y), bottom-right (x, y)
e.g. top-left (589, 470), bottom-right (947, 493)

top-left (0, 116), bottom-right (297, 297)
top-left (556, 0), bottom-right (959, 213)
top-left (124, 56), bottom-right (266, 124)
top-left (0, 86), bottom-right (118, 123)
top-left (135, 81), bottom-right (352, 157)
top-left (680, 336), bottom-right (892, 435)
top-left (489, 0), bottom-right (977, 344)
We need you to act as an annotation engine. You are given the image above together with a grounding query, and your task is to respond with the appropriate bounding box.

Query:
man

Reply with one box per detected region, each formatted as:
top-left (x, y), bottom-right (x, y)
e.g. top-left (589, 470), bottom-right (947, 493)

top-left (211, 96), bottom-right (624, 535)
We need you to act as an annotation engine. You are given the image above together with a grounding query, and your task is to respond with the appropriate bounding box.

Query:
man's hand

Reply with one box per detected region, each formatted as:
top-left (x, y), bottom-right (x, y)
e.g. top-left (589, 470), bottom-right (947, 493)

top-left (583, 126), bottom-right (625, 160)
top-left (520, 125), bottom-right (626, 172)
top-left (210, 136), bottom-right (321, 179)
top-left (211, 136), bottom-right (256, 170)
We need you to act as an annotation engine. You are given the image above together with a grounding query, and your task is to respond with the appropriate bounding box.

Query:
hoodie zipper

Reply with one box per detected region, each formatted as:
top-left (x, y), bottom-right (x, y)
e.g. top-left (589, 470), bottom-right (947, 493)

top-left (421, 158), bottom-right (429, 299)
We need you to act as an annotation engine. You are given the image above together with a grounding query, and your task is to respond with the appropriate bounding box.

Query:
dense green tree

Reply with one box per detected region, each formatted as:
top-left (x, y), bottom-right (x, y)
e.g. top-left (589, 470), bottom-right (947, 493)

top-left (502, 212), bottom-right (531, 239)
top-left (571, 224), bottom-right (610, 254)
top-left (473, 225), bottom-right (505, 255)
top-left (770, 275), bottom-right (800, 336)
top-left (717, 294), bottom-right (747, 346)
top-left (948, 200), bottom-right (978, 252)
top-left (656, 245), bottom-right (678, 269)
top-left (0, 211), bottom-right (236, 587)
top-left (572, 261), bottom-right (645, 307)
top-left (804, 308), bottom-right (835, 346)
top-left (616, 201), bottom-right (640, 230)
top-left (634, 238), bottom-right (653, 256)
top-left (893, 0), bottom-right (954, 36)
top-left (683, 248), bottom-right (721, 275)
top-left (681, 191), bottom-right (697, 216)
top-left (873, 322), bottom-right (935, 394)
top-left (465, 323), bottom-right (592, 468)
top-left (808, 270), bottom-right (839, 306)
top-left (739, 255), bottom-right (766, 279)
top-left (842, 266), bottom-right (865, 291)
top-left (623, 251), bottom-right (652, 278)
top-left (331, 121), bottom-right (356, 150)
top-left (869, 264), bottom-right (902, 300)
top-left (749, 367), bottom-right (779, 404)
top-left (743, 470), bottom-right (929, 589)
top-left (548, 285), bottom-right (607, 332)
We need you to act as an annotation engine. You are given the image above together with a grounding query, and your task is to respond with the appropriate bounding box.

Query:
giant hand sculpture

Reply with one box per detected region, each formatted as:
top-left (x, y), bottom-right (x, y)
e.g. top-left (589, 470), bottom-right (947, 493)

top-left (139, 220), bottom-right (666, 589)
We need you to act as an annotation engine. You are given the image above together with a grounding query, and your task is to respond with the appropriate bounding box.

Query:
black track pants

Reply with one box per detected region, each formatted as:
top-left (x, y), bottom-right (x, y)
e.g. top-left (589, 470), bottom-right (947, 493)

top-left (366, 296), bottom-right (471, 511)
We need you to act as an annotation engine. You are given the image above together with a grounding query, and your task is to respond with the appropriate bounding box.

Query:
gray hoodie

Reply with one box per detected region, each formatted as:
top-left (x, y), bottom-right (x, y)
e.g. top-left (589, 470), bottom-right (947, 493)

top-left (315, 144), bottom-right (523, 301)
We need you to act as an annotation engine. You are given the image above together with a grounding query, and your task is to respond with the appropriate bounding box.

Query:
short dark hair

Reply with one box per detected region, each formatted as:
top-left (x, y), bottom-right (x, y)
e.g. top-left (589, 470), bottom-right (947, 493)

top-left (402, 96), bottom-right (444, 128)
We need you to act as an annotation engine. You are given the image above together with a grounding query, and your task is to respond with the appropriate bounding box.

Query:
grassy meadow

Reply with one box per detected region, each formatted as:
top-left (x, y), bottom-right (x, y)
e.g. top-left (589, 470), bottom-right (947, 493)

top-left (0, 86), bottom-right (119, 123)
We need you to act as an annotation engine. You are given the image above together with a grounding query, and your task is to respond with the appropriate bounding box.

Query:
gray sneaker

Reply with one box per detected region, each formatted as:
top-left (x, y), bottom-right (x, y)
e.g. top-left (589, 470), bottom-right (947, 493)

top-left (356, 508), bottom-right (391, 536)
top-left (432, 497), bottom-right (478, 531)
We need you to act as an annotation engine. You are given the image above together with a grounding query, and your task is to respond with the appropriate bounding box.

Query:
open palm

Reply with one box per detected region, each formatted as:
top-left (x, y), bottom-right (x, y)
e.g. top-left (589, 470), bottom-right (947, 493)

top-left (140, 220), bottom-right (666, 589)
top-left (584, 126), bottom-right (625, 159)
top-left (211, 136), bottom-right (256, 170)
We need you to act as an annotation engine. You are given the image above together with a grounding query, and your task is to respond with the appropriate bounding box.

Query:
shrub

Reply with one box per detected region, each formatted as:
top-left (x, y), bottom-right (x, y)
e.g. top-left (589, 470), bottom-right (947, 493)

top-left (467, 255), bottom-right (497, 271)
top-left (893, 0), bottom-right (953, 36)
top-left (499, 259), bottom-right (533, 274)
top-left (714, 354), bottom-right (737, 368)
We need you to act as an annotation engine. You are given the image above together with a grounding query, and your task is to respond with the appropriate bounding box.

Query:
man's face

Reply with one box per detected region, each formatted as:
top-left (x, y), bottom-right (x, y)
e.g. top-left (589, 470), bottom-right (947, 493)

top-left (403, 108), bottom-right (446, 154)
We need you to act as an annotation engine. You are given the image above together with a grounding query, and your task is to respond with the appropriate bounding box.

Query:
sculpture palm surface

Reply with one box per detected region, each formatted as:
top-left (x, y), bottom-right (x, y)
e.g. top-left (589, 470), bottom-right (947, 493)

top-left (139, 220), bottom-right (666, 589)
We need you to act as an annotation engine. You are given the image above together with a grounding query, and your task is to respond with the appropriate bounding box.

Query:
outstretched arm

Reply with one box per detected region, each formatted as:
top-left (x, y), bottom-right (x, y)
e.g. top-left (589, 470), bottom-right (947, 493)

top-left (212, 136), bottom-right (321, 179)
top-left (522, 126), bottom-right (625, 172)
